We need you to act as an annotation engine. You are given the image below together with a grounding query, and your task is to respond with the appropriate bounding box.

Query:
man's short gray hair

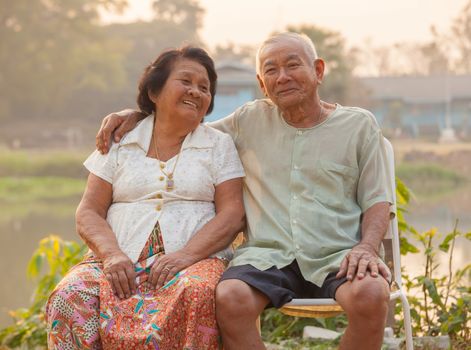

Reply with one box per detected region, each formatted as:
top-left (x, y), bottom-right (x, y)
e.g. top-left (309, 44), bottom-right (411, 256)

top-left (256, 32), bottom-right (318, 75)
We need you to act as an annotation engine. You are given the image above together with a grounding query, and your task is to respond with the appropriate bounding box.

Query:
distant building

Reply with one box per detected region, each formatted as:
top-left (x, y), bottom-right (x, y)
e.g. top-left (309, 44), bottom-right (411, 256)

top-left (205, 61), bottom-right (262, 122)
top-left (208, 61), bottom-right (471, 139)
top-left (360, 75), bottom-right (471, 138)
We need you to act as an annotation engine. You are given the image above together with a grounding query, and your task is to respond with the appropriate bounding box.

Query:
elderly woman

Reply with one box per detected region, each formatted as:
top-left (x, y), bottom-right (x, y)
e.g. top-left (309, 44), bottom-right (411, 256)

top-left (45, 47), bottom-right (245, 349)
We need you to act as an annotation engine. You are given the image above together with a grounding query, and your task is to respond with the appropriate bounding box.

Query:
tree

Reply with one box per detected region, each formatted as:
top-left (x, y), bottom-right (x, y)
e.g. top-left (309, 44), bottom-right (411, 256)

top-left (152, 0), bottom-right (204, 33)
top-left (96, 0), bottom-right (207, 122)
top-left (212, 43), bottom-right (256, 65)
top-left (450, 0), bottom-right (471, 73)
top-left (0, 0), bottom-right (129, 121)
top-left (286, 24), bottom-right (357, 104)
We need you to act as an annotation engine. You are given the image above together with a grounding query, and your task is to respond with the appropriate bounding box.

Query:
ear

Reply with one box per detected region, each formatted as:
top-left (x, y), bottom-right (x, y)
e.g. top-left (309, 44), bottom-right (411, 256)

top-left (314, 58), bottom-right (325, 84)
top-left (257, 74), bottom-right (268, 97)
top-left (148, 90), bottom-right (159, 104)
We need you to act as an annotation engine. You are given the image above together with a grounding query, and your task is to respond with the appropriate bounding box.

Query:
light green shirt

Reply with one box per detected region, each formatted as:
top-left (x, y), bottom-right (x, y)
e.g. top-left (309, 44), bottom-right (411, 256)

top-left (210, 99), bottom-right (393, 286)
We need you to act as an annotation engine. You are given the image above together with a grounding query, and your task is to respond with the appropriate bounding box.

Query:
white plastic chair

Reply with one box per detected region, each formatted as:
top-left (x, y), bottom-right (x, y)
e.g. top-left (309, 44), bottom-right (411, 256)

top-left (279, 139), bottom-right (414, 350)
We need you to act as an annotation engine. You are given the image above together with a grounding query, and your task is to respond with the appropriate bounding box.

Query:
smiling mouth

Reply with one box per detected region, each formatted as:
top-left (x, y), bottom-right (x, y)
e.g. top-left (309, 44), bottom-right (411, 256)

top-left (277, 88), bottom-right (297, 96)
top-left (183, 100), bottom-right (198, 108)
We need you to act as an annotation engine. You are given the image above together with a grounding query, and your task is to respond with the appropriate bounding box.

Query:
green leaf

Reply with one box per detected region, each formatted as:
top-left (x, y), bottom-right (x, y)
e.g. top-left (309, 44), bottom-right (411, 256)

top-left (27, 253), bottom-right (44, 278)
top-left (438, 232), bottom-right (457, 252)
top-left (399, 236), bottom-right (419, 255)
top-left (396, 177), bottom-right (411, 204)
top-left (424, 278), bottom-right (444, 309)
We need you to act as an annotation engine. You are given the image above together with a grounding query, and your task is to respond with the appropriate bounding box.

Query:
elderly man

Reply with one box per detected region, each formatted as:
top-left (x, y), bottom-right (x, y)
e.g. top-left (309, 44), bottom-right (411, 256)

top-left (96, 32), bottom-right (393, 350)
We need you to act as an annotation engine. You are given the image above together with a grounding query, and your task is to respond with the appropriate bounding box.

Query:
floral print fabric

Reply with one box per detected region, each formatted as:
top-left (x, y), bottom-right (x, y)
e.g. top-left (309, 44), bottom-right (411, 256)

top-left (46, 223), bottom-right (225, 349)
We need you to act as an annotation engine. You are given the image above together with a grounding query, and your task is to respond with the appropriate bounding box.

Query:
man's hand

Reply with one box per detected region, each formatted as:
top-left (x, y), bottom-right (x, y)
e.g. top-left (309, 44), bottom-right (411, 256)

top-left (336, 243), bottom-right (390, 282)
top-left (147, 251), bottom-right (198, 290)
top-left (102, 251), bottom-right (137, 299)
top-left (96, 109), bottom-right (145, 154)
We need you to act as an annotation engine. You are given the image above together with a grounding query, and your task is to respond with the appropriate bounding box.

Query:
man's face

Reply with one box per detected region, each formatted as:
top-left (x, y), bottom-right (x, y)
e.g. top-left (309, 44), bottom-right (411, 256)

top-left (257, 38), bottom-right (322, 110)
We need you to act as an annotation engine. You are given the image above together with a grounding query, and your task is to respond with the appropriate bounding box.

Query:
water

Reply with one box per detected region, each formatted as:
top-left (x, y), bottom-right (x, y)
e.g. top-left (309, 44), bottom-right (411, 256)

top-left (0, 201), bottom-right (79, 328)
top-left (1, 188), bottom-right (470, 328)
top-left (402, 184), bottom-right (471, 278)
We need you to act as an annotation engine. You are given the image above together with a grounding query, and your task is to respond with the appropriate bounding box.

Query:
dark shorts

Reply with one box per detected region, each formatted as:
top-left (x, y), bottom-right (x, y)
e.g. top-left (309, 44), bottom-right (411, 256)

top-left (220, 260), bottom-right (348, 308)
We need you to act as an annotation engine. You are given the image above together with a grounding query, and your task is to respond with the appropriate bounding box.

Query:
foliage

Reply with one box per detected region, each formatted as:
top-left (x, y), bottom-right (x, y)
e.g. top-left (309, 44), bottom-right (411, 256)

top-left (396, 222), bottom-right (471, 341)
top-left (396, 163), bottom-right (466, 197)
top-left (261, 308), bottom-right (346, 344)
top-left (262, 178), bottom-right (470, 347)
top-left (0, 0), bottom-right (206, 148)
top-left (212, 42), bottom-right (256, 66)
top-left (395, 178), bottom-right (470, 343)
top-left (0, 235), bottom-right (86, 349)
top-left (1, 179), bottom-right (469, 348)
top-left (153, 0), bottom-right (205, 31)
top-left (0, 150), bottom-right (88, 178)
top-left (267, 337), bottom-right (341, 350)
top-left (0, 0), bottom-right (129, 121)
top-left (0, 177), bottom-right (86, 203)
top-left (353, 0), bottom-right (471, 76)
top-left (450, 0), bottom-right (471, 74)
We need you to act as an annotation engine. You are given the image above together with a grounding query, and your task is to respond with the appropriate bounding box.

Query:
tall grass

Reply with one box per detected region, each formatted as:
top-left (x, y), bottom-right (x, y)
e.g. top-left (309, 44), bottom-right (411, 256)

top-left (396, 163), bottom-right (466, 197)
top-left (0, 177), bottom-right (86, 203)
top-left (0, 150), bottom-right (89, 178)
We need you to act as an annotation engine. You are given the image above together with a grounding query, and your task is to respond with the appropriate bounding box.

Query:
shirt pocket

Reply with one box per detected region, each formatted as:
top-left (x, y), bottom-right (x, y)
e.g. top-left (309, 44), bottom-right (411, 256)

top-left (310, 160), bottom-right (359, 210)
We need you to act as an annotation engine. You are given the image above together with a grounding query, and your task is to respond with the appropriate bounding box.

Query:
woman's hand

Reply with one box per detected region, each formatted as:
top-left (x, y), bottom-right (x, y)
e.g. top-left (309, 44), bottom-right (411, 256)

top-left (147, 251), bottom-right (198, 289)
top-left (103, 251), bottom-right (137, 299)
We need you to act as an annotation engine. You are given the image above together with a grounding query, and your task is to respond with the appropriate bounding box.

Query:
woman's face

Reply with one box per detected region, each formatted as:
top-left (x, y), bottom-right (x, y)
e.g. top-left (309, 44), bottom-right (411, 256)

top-left (152, 58), bottom-right (212, 126)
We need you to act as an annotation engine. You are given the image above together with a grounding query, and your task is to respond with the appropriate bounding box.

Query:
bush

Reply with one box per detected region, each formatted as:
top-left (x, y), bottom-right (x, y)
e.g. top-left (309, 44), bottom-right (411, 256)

top-left (0, 236), bottom-right (86, 349)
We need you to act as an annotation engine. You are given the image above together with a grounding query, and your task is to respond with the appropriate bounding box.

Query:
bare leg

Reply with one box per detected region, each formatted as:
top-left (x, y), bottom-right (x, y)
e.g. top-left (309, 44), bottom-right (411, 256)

top-left (216, 279), bottom-right (270, 350)
top-left (336, 274), bottom-right (390, 350)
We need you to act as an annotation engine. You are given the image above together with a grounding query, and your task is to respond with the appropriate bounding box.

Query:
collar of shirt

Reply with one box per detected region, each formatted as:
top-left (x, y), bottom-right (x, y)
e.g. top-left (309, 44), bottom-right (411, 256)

top-left (120, 115), bottom-right (214, 153)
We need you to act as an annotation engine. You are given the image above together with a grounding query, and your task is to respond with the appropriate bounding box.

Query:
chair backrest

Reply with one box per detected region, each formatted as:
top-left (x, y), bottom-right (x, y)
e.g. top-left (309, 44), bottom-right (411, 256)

top-left (382, 138), bottom-right (403, 289)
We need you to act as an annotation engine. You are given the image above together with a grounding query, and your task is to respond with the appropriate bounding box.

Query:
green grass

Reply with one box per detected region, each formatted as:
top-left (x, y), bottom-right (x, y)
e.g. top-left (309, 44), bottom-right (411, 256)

top-left (0, 176), bottom-right (86, 203)
top-left (0, 150), bottom-right (89, 178)
top-left (396, 162), bottom-right (467, 197)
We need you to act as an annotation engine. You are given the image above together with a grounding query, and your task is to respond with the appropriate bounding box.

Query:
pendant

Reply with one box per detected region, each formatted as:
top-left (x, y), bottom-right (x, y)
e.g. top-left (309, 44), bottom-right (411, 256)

top-left (166, 178), bottom-right (174, 191)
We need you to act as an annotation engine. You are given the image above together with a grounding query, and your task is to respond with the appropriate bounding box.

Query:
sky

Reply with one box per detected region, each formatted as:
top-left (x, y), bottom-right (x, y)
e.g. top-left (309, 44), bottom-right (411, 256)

top-left (101, 0), bottom-right (468, 49)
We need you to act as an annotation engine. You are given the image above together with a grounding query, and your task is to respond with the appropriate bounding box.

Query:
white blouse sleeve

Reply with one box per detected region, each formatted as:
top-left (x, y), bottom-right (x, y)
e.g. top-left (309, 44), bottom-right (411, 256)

top-left (83, 142), bottom-right (119, 184)
top-left (212, 133), bottom-right (245, 186)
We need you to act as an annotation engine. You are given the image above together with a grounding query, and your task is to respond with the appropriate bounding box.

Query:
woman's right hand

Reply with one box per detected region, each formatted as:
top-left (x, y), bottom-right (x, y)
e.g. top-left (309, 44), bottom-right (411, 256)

top-left (102, 251), bottom-right (137, 299)
top-left (96, 109), bottom-right (145, 154)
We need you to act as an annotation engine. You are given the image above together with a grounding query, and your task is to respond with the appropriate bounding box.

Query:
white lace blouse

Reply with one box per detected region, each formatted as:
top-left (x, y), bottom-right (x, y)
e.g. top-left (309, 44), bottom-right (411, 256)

top-left (83, 115), bottom-right (245, 263)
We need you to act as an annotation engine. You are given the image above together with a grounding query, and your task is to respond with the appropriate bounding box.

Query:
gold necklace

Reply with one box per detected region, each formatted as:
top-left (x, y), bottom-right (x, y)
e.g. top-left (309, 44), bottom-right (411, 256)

top-left (151, 126), bottom-right (183, 191)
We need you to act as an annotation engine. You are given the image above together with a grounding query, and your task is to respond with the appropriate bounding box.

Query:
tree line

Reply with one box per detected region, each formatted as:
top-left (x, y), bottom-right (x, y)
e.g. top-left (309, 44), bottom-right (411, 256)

top-left (1, 0), bottom-right (470, 144)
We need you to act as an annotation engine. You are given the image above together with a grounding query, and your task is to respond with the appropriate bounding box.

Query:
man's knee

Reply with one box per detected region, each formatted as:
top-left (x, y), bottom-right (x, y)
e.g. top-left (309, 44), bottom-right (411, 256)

top-left (216, 279), bottom-right (267, 320)
top-left (338, 276), bottom-right (389, 317)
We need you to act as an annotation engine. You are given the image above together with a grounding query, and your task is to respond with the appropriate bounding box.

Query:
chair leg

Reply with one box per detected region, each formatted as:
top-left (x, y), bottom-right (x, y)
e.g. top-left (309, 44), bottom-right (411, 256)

top-left (400, 293), bottom-right (414, 350)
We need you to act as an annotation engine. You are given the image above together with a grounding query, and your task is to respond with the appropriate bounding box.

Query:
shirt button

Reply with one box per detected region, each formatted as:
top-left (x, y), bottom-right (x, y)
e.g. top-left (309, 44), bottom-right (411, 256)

top-left (293, 219), bottom-right (297, 224)
top-left (160, 162), bottom-right (165, 169)
top-left (156, 193), bottom-right (162, 199)
top-left (293, 195), bottom-right (298, 200)
top-left (295, 244), bottom-right (301, 250)
top-left (159, 176), bottom-right (165, 181)
top-left (155, 205), bottom-right (162, 211)
top-left (294, 165), bottom-right (299, 170)
top-left (296, 130), bottom-right (303, 136)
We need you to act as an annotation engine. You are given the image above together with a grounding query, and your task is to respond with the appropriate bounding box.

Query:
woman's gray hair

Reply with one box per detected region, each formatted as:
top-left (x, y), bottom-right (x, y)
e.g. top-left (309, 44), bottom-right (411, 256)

top-left (255, 32), bottom-right (318, 75)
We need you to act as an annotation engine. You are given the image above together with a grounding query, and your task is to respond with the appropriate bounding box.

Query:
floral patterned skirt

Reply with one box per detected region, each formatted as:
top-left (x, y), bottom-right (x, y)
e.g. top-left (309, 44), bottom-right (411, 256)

top-left (46, 223), bottom-right (226, 350)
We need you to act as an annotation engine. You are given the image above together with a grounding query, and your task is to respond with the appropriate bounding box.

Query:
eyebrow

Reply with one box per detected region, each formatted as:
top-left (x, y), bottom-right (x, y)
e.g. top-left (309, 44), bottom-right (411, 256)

top-left (262, 54), bottom-right (302, 69)
top-left (176, 70), bottom-right (209, 81)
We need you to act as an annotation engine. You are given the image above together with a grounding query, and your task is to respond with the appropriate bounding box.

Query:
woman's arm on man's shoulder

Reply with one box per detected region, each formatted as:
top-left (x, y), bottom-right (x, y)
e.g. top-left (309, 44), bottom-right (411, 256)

top-left (96, 109), bottom-right (146, 154)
